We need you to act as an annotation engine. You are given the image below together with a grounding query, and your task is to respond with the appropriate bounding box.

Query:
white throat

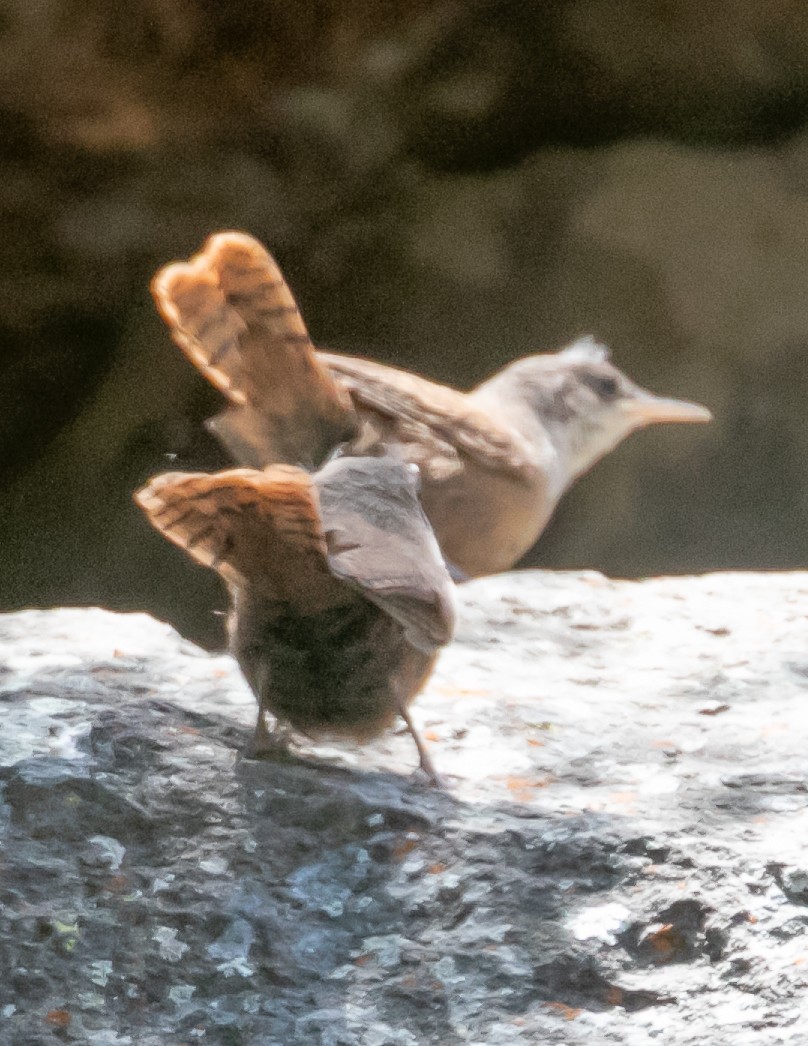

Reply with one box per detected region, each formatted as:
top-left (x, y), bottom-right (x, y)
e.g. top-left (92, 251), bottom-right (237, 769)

top-left (546, 412), bottom-right (638, 483)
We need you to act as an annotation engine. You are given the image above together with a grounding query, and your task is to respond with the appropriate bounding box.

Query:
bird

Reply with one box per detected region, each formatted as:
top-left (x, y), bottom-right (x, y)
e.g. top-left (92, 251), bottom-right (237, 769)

top-left (135, 454), bottom-right (456, 783)
top-left (151, 231), bottom-right (712, 579)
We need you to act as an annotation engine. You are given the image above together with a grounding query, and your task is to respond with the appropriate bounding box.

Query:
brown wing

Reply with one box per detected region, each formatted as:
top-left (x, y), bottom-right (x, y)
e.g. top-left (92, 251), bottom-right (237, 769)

top-left (152, 232), bottom-right (357, 468)
top-left (319, 351), bottom-right (534, 481)
top-left (134, 465), bottom-right (344, 611)
top-left (315, 456), bottom-right (456, 652)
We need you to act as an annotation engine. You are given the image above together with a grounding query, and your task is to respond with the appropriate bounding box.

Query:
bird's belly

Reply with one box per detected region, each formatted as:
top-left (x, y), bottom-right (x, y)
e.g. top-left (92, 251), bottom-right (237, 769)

top-left (421, 465), bottom-right (553, 577)
top-left (254, 602), bottom-right (431, 739)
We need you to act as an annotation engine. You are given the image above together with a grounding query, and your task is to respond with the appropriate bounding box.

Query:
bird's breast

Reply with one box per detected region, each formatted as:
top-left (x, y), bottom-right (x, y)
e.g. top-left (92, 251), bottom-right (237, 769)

top-left (420, 458), bottom-right (558, 577)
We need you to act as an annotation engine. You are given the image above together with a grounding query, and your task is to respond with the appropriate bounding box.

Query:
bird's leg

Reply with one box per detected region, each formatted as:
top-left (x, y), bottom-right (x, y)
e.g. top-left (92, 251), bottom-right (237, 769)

top-left (239, 656), bottom-right (291, 759)
top-left (398, 703), bottom-right (445, 787)
top-left (244, 679), bottom-right (294, 759)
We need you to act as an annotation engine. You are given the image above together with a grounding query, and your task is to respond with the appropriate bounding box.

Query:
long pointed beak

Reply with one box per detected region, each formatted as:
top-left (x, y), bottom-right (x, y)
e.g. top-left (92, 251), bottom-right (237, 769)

top-left (621, 392), bottom-right (712, 427)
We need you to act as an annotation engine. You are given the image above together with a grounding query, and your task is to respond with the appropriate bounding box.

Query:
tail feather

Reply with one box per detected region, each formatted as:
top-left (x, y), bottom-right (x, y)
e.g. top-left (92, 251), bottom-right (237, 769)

top-left (134, 466), bottom-right (340, 609)
top-left (151, 261), bottom-right (248, 405)
top-left (151, 232), bottom-right (358, 467)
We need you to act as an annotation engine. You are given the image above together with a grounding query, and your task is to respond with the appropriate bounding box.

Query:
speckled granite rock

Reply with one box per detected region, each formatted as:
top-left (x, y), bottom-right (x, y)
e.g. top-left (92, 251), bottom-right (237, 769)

top-left (1, 570), bottom-right (807, 1044)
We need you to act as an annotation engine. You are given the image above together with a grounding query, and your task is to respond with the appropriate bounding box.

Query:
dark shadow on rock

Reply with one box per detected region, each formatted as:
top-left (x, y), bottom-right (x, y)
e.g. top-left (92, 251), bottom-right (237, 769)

top-left (0, 615), bottom-right (673, 1044)
top-left (2, 580), bottom-right (808, 1042)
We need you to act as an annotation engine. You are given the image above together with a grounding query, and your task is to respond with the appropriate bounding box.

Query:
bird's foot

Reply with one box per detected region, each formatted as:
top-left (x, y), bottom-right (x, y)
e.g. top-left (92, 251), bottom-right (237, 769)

top-left (398, 704), bottom-right (448, 788)
top-left (411, 762), bottom-right (452, 789)
top-left (243, 712), bottom-right (293, 760)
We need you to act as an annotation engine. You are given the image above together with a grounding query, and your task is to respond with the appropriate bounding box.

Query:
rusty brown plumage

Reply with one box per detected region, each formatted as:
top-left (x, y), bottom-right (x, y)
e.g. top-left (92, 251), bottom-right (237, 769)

top-left (150, 231), bottom-right (711, 580)
top-left (136, 456), bottom-right (455, 781)
top-left (151, 231), bottom-right (357, 469)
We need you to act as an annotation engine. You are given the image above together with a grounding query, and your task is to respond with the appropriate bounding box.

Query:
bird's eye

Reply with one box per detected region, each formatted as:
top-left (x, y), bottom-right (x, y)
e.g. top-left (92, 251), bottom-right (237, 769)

top-left (589, 375), bottom-right (619, 398)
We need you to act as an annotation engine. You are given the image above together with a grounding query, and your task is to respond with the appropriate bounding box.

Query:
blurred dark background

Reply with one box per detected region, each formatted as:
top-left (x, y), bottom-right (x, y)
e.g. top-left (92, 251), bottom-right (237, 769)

top-left (2, 0), bottom-right (807, 647)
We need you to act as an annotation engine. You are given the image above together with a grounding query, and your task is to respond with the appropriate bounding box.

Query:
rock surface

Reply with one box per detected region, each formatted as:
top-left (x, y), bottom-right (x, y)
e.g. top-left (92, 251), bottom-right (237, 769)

top-left (1, 570), bottom-right (807, 1043)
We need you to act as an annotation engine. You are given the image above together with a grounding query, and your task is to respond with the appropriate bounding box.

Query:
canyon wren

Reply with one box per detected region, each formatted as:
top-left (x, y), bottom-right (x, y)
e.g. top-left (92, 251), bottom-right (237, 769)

top-left (136, 455), bottom-right (455, 783)
top-left (141, 231), bottom-right (710, 780)
top-left (150, 231), bottom-right (712, 579)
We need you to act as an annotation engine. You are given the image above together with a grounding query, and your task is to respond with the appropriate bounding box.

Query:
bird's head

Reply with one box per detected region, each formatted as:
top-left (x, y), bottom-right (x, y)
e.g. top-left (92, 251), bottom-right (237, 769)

top-left (477, 337), bottom-right (712, 481)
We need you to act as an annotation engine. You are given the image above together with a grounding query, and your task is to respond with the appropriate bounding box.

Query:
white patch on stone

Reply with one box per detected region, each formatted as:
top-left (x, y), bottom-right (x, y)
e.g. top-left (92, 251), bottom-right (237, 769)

top-left (567, 902), bottom-right (632, 944)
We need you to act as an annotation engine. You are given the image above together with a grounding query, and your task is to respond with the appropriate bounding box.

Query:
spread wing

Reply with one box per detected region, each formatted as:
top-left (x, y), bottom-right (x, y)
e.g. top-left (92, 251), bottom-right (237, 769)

top-left (319, 351), bottom-right (533, 481)
top-left (315, 456), bottom-right (456, 652)
top-left (135, 458), bottom-right (456, 648)
top-left (134, 466), bottom-right (344, 611)
top-left (151, 232), bottom-right (358, 469)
